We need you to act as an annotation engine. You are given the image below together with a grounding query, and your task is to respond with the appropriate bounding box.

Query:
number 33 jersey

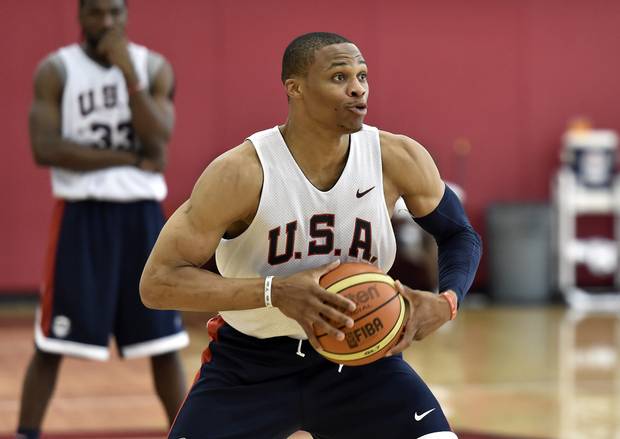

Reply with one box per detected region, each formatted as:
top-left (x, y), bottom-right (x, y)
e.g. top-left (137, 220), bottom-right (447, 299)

top-left (216, 125), bottom-right (397, 339)
top-left (52, 43), bottom-right (166, 201)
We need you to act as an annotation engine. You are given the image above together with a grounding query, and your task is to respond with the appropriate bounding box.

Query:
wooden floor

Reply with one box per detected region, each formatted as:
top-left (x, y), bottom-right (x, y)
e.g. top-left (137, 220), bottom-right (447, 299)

top-left (1, 301), bottom-right (619, 439)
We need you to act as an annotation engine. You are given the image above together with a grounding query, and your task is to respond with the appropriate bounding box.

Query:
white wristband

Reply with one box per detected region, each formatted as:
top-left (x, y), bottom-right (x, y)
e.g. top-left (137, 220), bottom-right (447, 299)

top-left (264, 276), bottom-right (274, 308)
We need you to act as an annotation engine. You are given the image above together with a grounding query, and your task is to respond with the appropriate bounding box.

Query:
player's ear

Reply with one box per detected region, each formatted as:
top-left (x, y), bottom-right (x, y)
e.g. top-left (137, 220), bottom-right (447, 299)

top-left (284, 77), bottom-right (302, 99)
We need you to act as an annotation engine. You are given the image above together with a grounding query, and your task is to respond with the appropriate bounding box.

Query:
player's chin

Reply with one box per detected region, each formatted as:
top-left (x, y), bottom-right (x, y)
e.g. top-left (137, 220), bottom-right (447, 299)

top-left (339, 121), bottom-right (364, 134)
top-left (85, 34), bottom-right (105, 49)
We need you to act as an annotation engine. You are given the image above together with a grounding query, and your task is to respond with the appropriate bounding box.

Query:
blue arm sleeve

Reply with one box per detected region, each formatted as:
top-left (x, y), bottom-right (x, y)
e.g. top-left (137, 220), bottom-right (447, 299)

top-left (413, 185), bottom-right (482, 304)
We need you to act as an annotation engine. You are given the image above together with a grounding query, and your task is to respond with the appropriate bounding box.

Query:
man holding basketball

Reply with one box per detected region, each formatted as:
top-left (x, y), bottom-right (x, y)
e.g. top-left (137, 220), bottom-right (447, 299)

top-left (141, 32), bottom-right (481, 438)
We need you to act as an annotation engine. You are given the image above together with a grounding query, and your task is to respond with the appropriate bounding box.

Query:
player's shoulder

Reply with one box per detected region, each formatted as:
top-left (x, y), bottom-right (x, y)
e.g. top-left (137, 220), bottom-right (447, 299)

top-left (131, 44), bottom-right (174, 91)
top-left (143, 46), bottom-right (167, 63)
top-left (378, 129), bottom-right (430, 168)
top-left (202, 140), bottom-right (262, 192)
top-left (35, 50), bottom-right (66, 79)
top-left (144, 47), bottom-right (172, 73)
top-left (215, 139), bottom-right (261, 168)
top-left (191, 140), bottom-right (262, 220)
top-left (32, 50), bottom-right (67, 95)
top-left (379, 129), bottom-right (441, 194)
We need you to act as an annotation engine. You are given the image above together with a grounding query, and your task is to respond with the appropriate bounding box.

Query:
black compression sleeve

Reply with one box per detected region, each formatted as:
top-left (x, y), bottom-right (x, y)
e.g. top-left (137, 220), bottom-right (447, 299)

top-left (413, 185), bottom-right (482, 304)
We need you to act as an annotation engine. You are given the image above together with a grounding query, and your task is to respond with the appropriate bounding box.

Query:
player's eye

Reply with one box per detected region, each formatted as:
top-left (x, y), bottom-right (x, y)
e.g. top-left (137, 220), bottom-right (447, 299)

top-left (358, 72), bottom-right (368, 81)
top-left (333, 73), bottom-right (345, 81)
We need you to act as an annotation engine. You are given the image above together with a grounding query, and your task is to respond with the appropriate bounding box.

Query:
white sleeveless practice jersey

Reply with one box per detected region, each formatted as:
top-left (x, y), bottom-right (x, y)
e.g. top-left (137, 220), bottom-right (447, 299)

top-left (216, 125), bottom-right (397, 339)
top-left (52, 43), bottom-right (166, 201)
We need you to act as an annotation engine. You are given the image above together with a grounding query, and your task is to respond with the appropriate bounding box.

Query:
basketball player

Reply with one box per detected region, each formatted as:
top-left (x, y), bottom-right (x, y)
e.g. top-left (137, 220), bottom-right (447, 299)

top-left (16, 1), bottom-right (189, 438)
top-left (141, 32), bottom-right (481, 438)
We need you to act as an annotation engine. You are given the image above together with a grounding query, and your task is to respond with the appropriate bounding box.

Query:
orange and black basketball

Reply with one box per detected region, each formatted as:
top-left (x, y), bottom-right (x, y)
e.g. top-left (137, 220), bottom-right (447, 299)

top-left (315, 262), bottom-right (408, 366)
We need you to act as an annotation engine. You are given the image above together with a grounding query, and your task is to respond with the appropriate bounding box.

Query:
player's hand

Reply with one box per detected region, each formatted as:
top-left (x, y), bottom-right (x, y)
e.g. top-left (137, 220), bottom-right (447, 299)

top-left (97, 27), bottom-right (135, 78)
top-left (271, 260), bottom-right (357, 352)
top-left (386, 280), bottom-right (452, 356)
top-left (137, 156), bottom-right (161, 172)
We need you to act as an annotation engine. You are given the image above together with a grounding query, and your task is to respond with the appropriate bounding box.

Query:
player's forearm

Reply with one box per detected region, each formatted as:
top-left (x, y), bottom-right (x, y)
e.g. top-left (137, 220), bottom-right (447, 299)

top-left (128, 91), bottom-right (172, 167)
top-left (436, 230), bottom-right (482, 303)
top-left (414, 185), bottom-right (482, 303)
top-left (140, 264), bottom-right (266, 312)
top-left (32, 138), bottom-right (138, 171)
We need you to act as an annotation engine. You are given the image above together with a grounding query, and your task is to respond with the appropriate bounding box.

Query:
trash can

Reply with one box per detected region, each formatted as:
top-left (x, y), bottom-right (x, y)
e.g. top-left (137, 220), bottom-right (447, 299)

top-left (487, 203), bottom-right (552, 304)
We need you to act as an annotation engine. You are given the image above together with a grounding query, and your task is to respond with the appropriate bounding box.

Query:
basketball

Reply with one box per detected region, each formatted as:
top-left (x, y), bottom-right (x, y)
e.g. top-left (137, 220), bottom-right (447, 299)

top-left (315, 262), bottom-right (408, 366)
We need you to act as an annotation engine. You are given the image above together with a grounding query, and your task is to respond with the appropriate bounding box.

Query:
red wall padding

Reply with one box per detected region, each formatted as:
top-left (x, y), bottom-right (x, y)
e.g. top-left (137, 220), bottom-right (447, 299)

top-left (2, 0), bottom-right (620, 291)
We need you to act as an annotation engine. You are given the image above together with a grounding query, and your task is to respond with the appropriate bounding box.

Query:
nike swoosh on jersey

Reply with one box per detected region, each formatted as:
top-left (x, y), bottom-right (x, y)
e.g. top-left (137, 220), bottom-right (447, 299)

top-left (356, 186), bottom-right (375, 198)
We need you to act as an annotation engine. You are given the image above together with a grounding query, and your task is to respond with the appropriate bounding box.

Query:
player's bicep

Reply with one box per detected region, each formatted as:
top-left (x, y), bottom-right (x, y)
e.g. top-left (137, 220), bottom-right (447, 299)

top-left (148, 187), bottom-right (231, 270)
top-left (388, 135), bottom-right (444, 217)
top-left (148, 153), bottom-right (258, 269)
top-left (150, 200), bottom-right (225, 270)
top-left (29, 58), bottom-right (63, 163)
top-left (148, 54), bottom-right (175, 132)
top-left (29, 98), bottom-right (60, 146)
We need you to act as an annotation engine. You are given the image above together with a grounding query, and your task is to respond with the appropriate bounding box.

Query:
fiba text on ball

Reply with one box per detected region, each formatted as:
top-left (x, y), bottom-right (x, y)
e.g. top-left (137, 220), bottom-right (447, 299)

top-left (345, 318), bottom-right (384, 348)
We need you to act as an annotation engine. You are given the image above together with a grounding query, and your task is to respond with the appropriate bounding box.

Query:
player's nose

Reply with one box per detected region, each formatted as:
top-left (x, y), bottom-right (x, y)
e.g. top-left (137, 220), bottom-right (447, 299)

top-left (349, 79), bottom-right (367, 98)
top-left (101, 13), bottom-right (115, 28)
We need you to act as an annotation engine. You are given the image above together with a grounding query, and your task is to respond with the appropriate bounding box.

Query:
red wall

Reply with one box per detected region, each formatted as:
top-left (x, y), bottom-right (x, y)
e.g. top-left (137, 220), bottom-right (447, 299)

top-left (2, 0), bottom-right (620, 291)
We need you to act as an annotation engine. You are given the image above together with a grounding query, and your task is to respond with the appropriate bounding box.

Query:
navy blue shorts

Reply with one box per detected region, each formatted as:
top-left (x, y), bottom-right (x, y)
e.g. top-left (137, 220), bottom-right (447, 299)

top-left (169, 316), bottom-right (455, 439)
top-left (36, 200), bottom-right (188, 360)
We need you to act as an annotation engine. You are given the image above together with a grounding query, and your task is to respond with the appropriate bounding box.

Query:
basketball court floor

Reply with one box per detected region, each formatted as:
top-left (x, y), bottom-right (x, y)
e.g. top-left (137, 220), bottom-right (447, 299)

top-left (1, 300), bottom-right (619, 439)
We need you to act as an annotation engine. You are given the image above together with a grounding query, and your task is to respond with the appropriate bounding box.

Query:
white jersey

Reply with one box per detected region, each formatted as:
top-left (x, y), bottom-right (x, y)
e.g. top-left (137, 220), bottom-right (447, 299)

top-left (216, 125), bottom-right (397, 339)
top-left (52, 43), bottom-right (166, 201)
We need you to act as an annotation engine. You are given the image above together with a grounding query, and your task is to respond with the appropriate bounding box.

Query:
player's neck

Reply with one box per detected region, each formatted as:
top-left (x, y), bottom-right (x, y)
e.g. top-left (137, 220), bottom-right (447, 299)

top-left (280, 120), bottom-right (349, 163)
top-left (279, 121), bottom-right (350, 187)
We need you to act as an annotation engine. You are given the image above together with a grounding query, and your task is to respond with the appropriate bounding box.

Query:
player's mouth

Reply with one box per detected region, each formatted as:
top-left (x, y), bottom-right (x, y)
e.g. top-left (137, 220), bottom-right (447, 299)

top-left (346, 103), bottom-right (368, 116)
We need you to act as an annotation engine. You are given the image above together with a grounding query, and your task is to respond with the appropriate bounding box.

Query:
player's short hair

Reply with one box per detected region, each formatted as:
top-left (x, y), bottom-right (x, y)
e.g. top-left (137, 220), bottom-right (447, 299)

top-left (281, 32), bottom-right (352, 83)
top-left (79, 0), bottom-right (127, 9)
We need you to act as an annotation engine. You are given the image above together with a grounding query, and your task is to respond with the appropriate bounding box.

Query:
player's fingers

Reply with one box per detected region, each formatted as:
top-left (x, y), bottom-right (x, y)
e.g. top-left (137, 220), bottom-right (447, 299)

top-left (313, 314), bottom-right (346, 341)
top-left (387, 294), bottom-right (415, 356)
top-left (396, 279), bottom-right (414, 298)
top-left (386, 325), bottom-right (413, 356)
top-left (317, 287), bottom-right (356, 312)
top-left (105, 26), bottom-right (123, 39)
top-left (413, 329), bottom-right (428, 341)
top-left (302, 323), bottom-right (323, 352)
top-left (313, 259), bottom-right (341, 278)
top-left (312, 320), bottom-right (336, 341)
top-left (316, 302), bottom-right (354, 329)
top-left (397, 280), bottom-right (415, 324)
top-left (96, 38), bottom-right (115, 57)
top-left (96, 39), bottom-right (108, 55)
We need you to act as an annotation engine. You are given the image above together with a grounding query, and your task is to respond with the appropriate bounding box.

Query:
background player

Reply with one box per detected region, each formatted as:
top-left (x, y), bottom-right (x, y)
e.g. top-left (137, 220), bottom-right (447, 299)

top-left (141, 32), bottom-right (481, 438)
top-left (16, 1), bottom-right (188, 438)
